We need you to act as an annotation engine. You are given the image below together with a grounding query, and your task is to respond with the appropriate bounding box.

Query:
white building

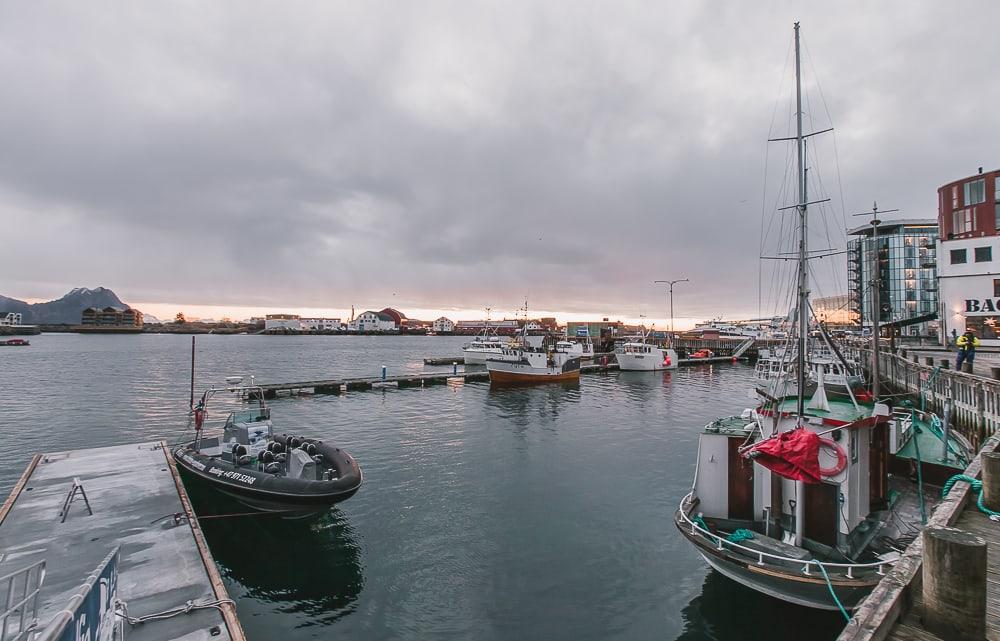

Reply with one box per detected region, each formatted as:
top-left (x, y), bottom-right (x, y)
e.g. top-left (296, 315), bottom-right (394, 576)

top-left (937, 168), bottom-right (1000, 346)
top-left (301, 317), bottom-right (342, 331)
top-left (0, 312), bottom-right (23, 326)
top-left (348, 311), bottom-right (397, 332)
top-left (264, 314), bottom-right (302, 331)
top-left (432, 317), bottom-right (455, 333)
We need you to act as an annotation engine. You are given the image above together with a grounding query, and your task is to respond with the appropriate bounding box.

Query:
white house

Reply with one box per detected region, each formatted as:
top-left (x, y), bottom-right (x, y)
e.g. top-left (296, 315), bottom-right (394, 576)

top-left (432, 317), bottom-right (455, 333)
top-left (0, 312), bottom-right (22, 326)
top-left (348, 311), bottom-right (397, 332)
top-left (301, 317), bottom-right (342, 331)
top-left (525, 320), bottom-right (542, 331)
top-left (264, 314), bottom-right (302, 331)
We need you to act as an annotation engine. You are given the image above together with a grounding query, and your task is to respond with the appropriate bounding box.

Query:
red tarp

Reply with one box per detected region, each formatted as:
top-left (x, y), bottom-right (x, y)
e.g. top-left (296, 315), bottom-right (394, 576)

top-left (743, 428), bottom-right (822, 484)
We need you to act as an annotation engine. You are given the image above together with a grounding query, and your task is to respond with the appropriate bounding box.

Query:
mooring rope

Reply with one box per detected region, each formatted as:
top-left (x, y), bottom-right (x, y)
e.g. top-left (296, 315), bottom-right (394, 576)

top-left (942, 474), bottom-right (1000, 520)
top-left (116, 597), bottom-right (235, 625)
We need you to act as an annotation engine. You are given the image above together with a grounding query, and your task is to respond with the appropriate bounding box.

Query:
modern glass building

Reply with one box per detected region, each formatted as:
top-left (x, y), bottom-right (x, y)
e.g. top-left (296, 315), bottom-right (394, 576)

top-left (847, 219), bottom-right (939, 337)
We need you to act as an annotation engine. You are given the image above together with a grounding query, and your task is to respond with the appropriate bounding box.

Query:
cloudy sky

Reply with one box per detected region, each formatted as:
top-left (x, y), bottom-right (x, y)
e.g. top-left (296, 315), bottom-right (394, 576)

top-left (2, 2), bottom-right (997, 325)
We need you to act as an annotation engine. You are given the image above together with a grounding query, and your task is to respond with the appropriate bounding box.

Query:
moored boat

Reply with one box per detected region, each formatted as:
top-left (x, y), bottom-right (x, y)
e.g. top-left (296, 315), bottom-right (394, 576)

top-left (486, 341), bottom-right (581, 384)
top-left (616, 331), bottom-right (677, 371)
top-left (674, 22), bottom-right (973, 613)
top-left (173, 384), bottom-right (362, 518)
top-left (0, 338), bottom-right (30, 346)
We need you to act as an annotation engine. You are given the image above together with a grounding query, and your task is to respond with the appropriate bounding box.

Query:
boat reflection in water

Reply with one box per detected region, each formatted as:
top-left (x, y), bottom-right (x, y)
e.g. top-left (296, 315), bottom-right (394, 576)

top-left (185, 482), bottom-right (364, 628)
top-left (674, 570), bottom-right (844, 641)
top-left (485, 380), bottom-right (581, 434)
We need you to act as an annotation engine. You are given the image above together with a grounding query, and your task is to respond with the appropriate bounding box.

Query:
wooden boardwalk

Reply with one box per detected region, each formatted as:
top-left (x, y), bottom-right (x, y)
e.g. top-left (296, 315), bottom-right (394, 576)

top-left (838, 437), bottom-right (1000, 641)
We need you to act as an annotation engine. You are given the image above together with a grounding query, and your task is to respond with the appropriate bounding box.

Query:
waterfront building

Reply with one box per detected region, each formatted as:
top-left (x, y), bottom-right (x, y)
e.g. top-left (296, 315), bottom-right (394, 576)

top-left (81, 306), bottom-right (144, 328)
top-left (565, 320), bottom-right (624, 340)
top-left (454, 319), bottom-right (521, 334)
top-left (378, 308), bottom-right (407, 329)
top-left (812, 295), bottom-right (853, 328)
top-left (349, 311), bottom-right (397, 332)
top-left (936, 167), bottom-right (1000, 345)
top-left (264, 314), bottom-right (301, 331)
top-left (300, 317), bottom-right (342, 331)
top-left (0, 312), bottom-right (22, 326)
top-left (847, 219), bottom-right (939, 338)
top-left (432, 317), bottom-right (455, 333)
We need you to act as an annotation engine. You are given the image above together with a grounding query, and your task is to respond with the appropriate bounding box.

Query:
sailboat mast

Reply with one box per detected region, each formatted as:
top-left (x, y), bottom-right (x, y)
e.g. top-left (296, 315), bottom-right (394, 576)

top-left (794, 22), bottom-right (808, 419)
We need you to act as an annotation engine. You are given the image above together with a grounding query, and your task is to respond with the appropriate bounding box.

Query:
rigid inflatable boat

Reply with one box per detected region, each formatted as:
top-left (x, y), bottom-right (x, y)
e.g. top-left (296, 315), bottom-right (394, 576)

top-left (173, 384), bottom-right (362, 517)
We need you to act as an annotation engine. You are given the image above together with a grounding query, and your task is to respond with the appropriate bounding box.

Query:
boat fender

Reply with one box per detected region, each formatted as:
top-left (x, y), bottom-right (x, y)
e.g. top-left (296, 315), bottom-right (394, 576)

top-left (819, 439), bottom-right (847, 477)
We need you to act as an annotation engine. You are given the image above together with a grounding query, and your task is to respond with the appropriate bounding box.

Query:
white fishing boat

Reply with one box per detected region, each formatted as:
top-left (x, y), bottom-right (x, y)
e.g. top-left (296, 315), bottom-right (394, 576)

top-left (486, 311), bottom-right (581, 384)
top-left (616, 331), bottom-right (677, 371)
top-left (462, 310), bottom-right (520, 365)
top-left (675, 23), bottom-right (972, 613)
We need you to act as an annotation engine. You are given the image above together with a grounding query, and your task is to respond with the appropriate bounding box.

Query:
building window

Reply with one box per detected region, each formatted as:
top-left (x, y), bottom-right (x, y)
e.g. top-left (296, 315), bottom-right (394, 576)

top-left (976, 246), bottom-right (993, 262)
top-left (951, 249), bottom-right (967, 264)
top-left (965, 179), bottom-right (986, 206)
top-left (994, 278), bottom-right (1000, 298)
top-left (953, 208), bottom-right (974, 234)
top-left (953, 185), bottom-right (960, 208)
top-left (995, 176), bottom-right (1000, 230)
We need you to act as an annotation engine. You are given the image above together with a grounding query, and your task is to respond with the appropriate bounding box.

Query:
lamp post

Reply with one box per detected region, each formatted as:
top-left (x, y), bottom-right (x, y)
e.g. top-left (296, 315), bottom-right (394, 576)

top-left (654, 278), bottom-right (689, 345)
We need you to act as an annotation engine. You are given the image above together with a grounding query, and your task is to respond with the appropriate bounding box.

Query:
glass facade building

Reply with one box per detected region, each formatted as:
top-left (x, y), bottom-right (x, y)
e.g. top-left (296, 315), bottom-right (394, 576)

top-left (847, 220), bottom-right (938, 337)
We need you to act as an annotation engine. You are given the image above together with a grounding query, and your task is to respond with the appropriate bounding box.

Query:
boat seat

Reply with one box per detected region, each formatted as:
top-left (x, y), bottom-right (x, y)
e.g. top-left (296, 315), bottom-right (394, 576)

top-left (735, 533), bottom-right (813, 561)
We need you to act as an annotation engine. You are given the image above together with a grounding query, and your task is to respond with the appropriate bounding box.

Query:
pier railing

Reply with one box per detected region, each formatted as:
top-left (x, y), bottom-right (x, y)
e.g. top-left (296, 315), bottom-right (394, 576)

top-left (848, 346), bottom-right (999, 448)
top-left (0, 559), bottom-right (45, 641)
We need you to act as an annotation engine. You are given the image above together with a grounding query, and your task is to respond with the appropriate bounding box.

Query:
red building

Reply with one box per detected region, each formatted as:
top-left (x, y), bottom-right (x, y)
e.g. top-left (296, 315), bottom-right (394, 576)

top-left (937, 167), bottom-right (999, 240)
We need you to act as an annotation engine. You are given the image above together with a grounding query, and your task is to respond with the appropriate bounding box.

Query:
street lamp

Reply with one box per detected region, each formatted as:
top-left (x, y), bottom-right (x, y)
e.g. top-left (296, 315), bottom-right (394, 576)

top-left (654, 278), bottom-right (689, 345)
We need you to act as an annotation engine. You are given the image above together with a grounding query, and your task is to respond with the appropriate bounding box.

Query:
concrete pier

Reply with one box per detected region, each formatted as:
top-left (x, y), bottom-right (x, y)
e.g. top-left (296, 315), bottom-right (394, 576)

top-left (0, 442), bottom-right (245, 641)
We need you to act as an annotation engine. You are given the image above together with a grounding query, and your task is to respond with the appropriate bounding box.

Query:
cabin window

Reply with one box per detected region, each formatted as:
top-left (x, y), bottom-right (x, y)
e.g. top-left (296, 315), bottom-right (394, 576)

top-left (976, 246), bottom-right (993, 263)
top-left (951, 248), bottom-right (967, 264)
top-left (850, 429), bottom-right (859, 464)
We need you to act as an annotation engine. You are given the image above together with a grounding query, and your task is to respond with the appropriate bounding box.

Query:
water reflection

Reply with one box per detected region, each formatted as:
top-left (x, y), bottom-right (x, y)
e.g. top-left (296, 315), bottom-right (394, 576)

top-left (675, 570), bottom-right (843, 641)
top-left (484, 381), bottom-right (581, 433)
top-left (186, 481), bottom-right (364, 627)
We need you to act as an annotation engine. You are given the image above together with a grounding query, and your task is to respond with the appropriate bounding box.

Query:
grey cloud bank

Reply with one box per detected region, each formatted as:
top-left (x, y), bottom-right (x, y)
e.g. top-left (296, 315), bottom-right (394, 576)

top-left (1, 2), bottom-right (997, 320)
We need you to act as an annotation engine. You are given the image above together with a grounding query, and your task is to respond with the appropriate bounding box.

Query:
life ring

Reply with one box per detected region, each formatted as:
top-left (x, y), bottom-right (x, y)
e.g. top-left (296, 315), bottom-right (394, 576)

top-left (819, 438), bottom-right (847, 477)
top-left (663, 356), bottom-right (672, 367)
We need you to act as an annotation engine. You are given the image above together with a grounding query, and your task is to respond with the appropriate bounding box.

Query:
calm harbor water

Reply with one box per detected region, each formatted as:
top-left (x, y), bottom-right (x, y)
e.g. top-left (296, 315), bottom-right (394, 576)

top-left (0, 334), bottom-right (845, 640)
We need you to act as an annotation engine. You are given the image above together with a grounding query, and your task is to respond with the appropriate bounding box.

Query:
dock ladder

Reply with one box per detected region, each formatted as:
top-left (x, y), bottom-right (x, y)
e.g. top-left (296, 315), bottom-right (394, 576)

top-left (0, 559), bottom-right (46, 641)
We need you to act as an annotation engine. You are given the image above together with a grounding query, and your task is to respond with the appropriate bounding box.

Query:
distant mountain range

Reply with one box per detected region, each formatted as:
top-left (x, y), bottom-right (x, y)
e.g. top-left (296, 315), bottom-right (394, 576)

top-left (0, 287), bottom-right (130, 324)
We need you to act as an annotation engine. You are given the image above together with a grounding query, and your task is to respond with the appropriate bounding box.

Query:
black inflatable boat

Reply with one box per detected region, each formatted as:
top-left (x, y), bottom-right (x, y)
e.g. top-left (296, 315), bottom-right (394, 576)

top-left (173, 385), bottom-right (362, 518)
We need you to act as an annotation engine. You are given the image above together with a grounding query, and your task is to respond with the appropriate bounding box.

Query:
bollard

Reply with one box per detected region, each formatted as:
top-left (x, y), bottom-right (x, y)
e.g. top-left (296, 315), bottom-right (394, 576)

top-left (381, 364), bottom-right (387, 381)
top-left (939, 359), bottom-right (950, 369)
top-left (992, 366), bottom-right (1000, 381)
top-left (922, 526), bottom-right (987, 641)
top-left (452, 361), bottom-right (458, 375)
top-left (982, 452), bottom-right (1000, 511)
top-left (925, 356), bottom-right (935, 366)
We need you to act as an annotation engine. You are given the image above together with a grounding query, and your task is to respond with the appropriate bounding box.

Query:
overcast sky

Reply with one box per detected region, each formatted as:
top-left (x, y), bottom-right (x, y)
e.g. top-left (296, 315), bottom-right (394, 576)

top-left (2, 2), bottom-right (998, 325)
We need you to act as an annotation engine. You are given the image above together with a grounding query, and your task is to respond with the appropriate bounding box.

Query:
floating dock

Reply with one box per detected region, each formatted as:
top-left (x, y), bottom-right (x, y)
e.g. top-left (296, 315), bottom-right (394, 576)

top-left (0, 441), bottom-right (245, 641)
top-left (258, 356), bottom-right (743, 398)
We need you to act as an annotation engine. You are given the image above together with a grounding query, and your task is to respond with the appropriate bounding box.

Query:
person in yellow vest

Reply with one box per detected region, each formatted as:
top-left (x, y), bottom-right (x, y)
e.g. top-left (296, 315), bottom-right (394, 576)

top-left (956, 327), bottom-right (980, 370)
